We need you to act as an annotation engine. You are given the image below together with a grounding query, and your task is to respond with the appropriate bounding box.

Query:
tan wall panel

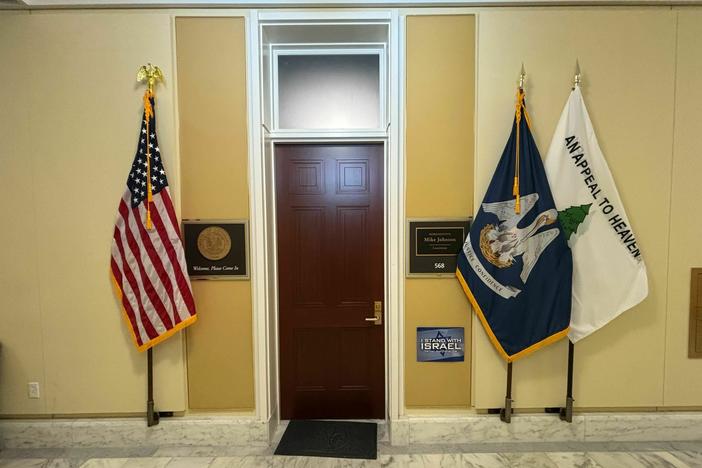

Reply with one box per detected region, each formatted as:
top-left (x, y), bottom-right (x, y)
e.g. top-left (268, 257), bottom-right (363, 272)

top-left (405, 15), bottom-right (475, 219)
top-left (175, 17), bottom-right (254, 410)
top-left (405, 15), bottom-right (475, 408)
top-left (405, 281), bottom-right (472, 407)
top-left (663, 9), bottom-right (702, 406)
top-left (176, 17), bottom-right (250, 220)
top-left (0, 14), bottom-right (47, 415)
top-left (0, 11), bottom-right (187, 414)
top-left (187, 282), bottom-right (254, 409)
top-left (474, 8), bottom-right (675, 408)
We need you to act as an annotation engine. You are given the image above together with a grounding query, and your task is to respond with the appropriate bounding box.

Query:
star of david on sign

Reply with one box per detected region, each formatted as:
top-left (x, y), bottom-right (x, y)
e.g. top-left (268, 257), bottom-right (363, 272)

top-left (435, 330), bottom-right (452, 356)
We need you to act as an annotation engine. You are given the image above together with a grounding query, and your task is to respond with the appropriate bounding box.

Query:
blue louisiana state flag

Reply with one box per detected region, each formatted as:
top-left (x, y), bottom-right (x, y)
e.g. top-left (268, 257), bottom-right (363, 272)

top-left (456, 90), bottom-right (572, 362)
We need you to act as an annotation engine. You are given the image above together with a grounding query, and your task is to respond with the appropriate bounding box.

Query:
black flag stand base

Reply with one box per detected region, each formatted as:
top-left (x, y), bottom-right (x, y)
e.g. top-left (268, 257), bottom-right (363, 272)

top-left (147, 348), bottom-right (160, 427)
top-left (560, 396), bottom-right (574, 423)
top-left (499, 362), bottom-right (513, 424)
top-left (559, 341), bottom-right (575, 423)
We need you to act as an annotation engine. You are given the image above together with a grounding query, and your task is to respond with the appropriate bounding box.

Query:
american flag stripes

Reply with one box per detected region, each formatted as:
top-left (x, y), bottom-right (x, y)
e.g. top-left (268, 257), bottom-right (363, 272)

top-left (110, 92), bottom-right (196, 352)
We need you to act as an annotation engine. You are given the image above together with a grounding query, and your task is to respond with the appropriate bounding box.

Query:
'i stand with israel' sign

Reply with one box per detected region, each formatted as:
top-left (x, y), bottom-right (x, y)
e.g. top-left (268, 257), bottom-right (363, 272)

top-left (417, 327), bottom-right (465, 362)
top-left (544, 86), bottom-right (648, 342)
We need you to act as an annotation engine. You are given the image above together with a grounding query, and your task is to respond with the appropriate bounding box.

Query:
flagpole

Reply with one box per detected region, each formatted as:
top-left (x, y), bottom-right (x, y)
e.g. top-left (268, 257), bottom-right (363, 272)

top-left (500, 362), bottom-right (513, 423)
top-left (499, 65), bottom-right (526, 425)
top-left (559, 62), bottom-right (581, 424)
top-left (559, 340), bottom-right (575, 423)
top-left (147, 347), bottom-right (160, 427)
top-left (137, 63), bottom-right (164, 428)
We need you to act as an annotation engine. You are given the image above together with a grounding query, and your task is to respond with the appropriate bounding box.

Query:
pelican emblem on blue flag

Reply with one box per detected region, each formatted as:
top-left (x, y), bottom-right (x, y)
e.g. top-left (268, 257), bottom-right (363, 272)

top-left (456, 89), bottom-right (572, 362)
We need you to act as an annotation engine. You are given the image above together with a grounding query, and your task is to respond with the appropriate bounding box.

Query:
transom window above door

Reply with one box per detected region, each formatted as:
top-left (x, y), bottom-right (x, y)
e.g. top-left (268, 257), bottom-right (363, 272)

top-left (268, 46), bottom-right (387, 134)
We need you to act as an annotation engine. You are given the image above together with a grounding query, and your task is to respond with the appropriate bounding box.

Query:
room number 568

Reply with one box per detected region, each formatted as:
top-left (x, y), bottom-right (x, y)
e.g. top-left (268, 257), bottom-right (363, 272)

top-left (434, 263), bottom-right (445, 270)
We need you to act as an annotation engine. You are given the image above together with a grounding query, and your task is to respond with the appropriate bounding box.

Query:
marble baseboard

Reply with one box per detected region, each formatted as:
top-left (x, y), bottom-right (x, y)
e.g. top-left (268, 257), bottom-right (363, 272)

top-left (0, 417), bottom-right (388, 450)
top-left (401, 414), bottom-right (585, 445)
top-left (0, 417), bottom-right (269, 449)
top-left (584, 413), bottom-right (702, 442)
top-left (389, 419), bottom-right (410, 446)
top-left (3, 412), bottom-right (700, 450)
top-left (391, 412), bottom-right (702, 446)
top-left (377, 420), bottom-right (389, 443)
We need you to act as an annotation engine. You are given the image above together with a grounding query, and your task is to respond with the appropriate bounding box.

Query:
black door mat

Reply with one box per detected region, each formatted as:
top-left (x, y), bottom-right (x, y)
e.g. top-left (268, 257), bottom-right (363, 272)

top-left (274, 420), bottom-right (378, 460)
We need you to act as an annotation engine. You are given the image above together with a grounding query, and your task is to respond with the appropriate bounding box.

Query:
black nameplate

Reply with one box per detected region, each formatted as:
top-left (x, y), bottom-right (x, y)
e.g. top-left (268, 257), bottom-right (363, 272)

top-left (408, 219), bottom-right (471, 276)
top-left (182, 220), bottom-right (248, 279)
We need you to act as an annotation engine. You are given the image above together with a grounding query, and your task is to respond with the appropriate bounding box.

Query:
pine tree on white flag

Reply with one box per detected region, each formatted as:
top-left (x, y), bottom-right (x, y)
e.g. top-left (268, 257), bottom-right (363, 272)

top-left (544, 86), bottom-right (648, 342)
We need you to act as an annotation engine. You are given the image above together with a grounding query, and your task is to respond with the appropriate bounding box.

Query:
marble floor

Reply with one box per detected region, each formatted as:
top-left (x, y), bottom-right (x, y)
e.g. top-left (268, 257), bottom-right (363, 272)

top-left (1, 441), bottom-right (701, 467)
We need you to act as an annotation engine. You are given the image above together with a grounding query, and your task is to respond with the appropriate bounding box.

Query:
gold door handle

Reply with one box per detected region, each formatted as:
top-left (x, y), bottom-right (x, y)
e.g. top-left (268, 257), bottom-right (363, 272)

top-left (365, 301), bottom-right (383, 325)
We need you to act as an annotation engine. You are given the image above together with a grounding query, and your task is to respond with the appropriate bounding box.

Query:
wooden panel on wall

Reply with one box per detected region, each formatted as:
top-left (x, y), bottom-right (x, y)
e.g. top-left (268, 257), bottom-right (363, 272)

top-left (175, 17), bottom-right (254, 410)
top-left (690, 269), bottom-right (702, 358)
top-left (404, 15), bottom-right (475, 409)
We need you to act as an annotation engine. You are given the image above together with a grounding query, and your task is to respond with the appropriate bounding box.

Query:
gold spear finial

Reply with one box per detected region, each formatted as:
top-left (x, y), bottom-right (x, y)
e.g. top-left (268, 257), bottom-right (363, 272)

top-left (137, 63), bottom-right (163, 93)
top-left (573, 59), bottom-right (582, 90)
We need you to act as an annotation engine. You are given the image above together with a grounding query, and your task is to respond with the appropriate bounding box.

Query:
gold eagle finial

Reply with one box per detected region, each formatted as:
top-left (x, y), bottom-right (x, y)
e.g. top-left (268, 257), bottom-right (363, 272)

top-left (137, 63), bottom-right (163, 92)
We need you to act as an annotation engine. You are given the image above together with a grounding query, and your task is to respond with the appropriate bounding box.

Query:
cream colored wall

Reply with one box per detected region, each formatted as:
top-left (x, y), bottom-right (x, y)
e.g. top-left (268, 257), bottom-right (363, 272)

top-left (472, 7), bottom-right (678, 409)
top-left (663, 9), bottom-right (702, 407)
top-left (0, 11), bottom-right (186, 414)
top-left (1, 5), bottom-right (701, 417)
top-left (175, 17), bottom-right (255, 411)
top-left (404, 15), bottom-right (475, 408)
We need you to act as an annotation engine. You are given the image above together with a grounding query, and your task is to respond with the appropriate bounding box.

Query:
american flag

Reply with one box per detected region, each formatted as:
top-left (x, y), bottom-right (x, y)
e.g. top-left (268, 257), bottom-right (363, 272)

top-left (110, 91), bottom-right (196, 351)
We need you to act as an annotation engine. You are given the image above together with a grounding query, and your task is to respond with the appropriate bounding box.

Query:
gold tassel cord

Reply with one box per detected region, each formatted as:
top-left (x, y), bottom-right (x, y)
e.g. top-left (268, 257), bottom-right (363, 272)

top-left (513, 89), bottom-right (522, 214)
top-left (513, 88), bottom-right (531, 215)
top-left (143, 89), bottom-right (154, 230)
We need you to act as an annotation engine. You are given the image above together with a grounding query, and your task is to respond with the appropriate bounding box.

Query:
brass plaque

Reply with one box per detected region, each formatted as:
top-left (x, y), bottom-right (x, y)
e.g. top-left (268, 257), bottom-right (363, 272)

top-left (183, 220), bottom-right (248, 280)
top-left (407, 218), bottom-right (472, 277)
top-left (691, 268), bottom-right (702, 358)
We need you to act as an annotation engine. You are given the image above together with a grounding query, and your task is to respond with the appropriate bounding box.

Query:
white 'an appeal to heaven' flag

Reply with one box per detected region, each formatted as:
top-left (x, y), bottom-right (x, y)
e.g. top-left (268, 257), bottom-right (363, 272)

top-left (544, 86), bottom-right (648, 342)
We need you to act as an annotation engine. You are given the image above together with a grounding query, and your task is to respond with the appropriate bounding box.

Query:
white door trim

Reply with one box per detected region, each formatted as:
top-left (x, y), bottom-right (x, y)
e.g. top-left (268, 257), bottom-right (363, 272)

top-left (246, 9), bottom-right (274, 423)
top-left (245, 9), bottom-right (405, 425)
top-left (388, 8), bottom-right (405, 421)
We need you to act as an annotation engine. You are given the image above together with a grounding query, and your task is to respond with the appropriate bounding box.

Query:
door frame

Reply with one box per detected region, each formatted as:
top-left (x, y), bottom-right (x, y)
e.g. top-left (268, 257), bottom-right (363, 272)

top-left (245, 9), bottom-right (406, 428)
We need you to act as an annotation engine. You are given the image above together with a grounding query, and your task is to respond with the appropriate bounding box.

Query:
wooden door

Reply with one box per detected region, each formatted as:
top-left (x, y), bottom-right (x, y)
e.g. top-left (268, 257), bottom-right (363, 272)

top-left (276, 143), bottom-right (385, 420)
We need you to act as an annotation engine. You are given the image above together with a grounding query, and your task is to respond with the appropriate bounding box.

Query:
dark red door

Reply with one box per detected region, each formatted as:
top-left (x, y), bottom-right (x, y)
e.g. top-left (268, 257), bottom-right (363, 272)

top-left (276, 143), bottom-right (385, 420)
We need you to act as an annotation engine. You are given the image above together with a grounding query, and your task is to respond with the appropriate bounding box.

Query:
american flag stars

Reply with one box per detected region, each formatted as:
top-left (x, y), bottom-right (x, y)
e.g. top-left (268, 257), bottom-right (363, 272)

top-left (127, 117), bottom-right (168, 207)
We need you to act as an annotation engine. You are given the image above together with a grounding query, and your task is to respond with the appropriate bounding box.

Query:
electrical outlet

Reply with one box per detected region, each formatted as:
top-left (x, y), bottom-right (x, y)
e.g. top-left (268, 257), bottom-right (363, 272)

top-left (28, 382), bottom-right (40, 399)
